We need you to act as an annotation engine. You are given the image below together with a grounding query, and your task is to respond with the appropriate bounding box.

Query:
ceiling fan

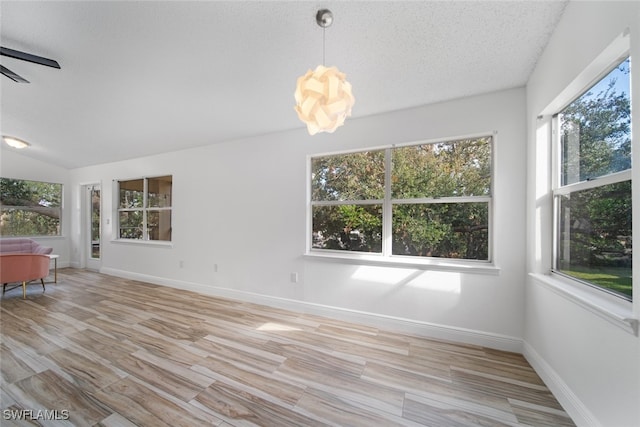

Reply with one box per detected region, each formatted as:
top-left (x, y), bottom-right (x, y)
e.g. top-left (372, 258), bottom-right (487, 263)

top-left (1, 46), bottom-right (61, 83)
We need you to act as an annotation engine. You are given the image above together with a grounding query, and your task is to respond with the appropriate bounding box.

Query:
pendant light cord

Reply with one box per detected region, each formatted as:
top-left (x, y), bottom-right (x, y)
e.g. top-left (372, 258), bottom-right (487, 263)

top-left (316, 9), bottom-right (332, 67)
top-left (322, 26), bottom-right (326, 66)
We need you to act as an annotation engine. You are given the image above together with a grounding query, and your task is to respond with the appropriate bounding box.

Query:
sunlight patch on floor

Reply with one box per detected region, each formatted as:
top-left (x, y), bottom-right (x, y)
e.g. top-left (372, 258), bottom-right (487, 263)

top-left (257, 322), bottom-right (302, 332)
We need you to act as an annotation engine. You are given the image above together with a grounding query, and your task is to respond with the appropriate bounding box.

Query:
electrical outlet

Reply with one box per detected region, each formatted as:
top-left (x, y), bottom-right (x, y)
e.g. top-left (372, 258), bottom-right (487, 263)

top-left (179, 260), bottom-right (184, 268)
top-left (214, 264), bottom-right (218, 273)
top-left (290, 272), bottom-right (298, 283)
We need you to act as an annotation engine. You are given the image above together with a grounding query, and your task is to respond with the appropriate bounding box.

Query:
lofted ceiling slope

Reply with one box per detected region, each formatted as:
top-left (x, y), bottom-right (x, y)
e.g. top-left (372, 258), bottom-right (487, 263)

top-left (0, 1), bottom-right (568, 169)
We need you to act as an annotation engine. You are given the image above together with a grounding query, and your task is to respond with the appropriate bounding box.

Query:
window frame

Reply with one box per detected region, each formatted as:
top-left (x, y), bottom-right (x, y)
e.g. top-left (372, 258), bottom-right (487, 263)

top-left (116, 175), bottom-right (172, 243)
top-left (532, 31), bottom-right (636, 335)
top-left (550, 56), bottom-right (632, 301)
top-left (0, 177), bottom-right (63, 237)
top-left (307, 134), bottom-right (495, 267)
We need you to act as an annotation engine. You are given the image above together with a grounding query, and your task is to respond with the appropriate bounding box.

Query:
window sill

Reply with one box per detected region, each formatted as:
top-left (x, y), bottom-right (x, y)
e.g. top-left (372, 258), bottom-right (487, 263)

top-left (111, 239), bottom-right (173, 248)
top-left (304, 251), bottom-right (500, 275)
top-left (529, 272), bottom-right (638, 336)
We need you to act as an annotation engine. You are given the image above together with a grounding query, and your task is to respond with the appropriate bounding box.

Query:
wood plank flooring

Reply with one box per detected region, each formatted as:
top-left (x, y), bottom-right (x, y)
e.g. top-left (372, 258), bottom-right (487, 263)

top-left (1, 269), bottom-right (575, 426)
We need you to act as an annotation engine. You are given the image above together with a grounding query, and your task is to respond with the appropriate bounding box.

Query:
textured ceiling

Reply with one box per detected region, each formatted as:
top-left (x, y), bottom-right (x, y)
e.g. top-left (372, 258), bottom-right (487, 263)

top-left (0, 1), bottom-right (568, 169)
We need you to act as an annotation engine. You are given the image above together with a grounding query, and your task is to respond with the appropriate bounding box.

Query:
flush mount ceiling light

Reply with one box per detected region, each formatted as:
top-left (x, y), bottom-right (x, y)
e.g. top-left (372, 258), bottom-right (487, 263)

top-left (3, 136), bottom-right (30, 149)
top-left (294, 9), bottom-right (355, 135)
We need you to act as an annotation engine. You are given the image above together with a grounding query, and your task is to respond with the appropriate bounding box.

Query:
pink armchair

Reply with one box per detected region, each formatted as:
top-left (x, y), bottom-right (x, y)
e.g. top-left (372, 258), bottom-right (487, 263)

top-left (0, 254), bottom-right (50, 299)
top-left (0, 238), bottom-right (53, 254)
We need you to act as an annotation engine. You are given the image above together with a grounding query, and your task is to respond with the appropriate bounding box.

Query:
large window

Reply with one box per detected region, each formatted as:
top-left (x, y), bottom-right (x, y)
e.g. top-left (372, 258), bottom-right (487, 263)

top-left (553, 57), bottom-right (632, 300)
top-left (310, 136), bottom-right (492, 261)
top-left (117, 175), bottom-right (172, 241)
top-left (0, 178), bottom-right (62, 236)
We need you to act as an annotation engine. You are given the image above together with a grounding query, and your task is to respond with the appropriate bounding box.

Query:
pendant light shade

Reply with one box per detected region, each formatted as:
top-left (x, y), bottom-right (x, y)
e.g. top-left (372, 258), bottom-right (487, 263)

top-left (294, 65), bottom-right (354, 135)
top-left (294, 9), bottom-right (354, 135)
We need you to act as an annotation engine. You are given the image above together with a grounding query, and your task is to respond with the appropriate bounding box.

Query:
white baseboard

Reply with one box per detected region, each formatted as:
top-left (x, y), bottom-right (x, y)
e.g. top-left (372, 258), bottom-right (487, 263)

top-left (523, 341), bottom-right (600, 427)
top-left (100, 267), bottom-right (523, 353)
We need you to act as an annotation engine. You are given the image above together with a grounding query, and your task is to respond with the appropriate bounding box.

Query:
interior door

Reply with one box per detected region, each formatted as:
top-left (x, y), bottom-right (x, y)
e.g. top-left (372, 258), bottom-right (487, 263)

top-left (84, 184), bottom-right (101, 271)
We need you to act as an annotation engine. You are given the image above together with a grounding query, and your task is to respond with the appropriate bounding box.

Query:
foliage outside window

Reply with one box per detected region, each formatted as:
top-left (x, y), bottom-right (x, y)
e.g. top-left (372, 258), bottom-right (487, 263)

top-left (0, 178), bottom-right (62, 236)
top-left (311, 136), bottom-right (492, 260)
top-left (554, 57), bottom-right (632, 300)
top-left (117, 176), bottom-right (172, 241)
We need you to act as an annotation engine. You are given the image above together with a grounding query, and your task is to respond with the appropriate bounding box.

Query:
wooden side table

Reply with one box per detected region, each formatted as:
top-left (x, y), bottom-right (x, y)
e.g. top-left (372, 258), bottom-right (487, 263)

top-left (48, 254), bottom-right (59, 283)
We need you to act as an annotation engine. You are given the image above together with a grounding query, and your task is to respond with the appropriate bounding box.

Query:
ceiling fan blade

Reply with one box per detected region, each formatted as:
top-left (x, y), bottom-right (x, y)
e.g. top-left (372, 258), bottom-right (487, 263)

top-left (1, 46), bottom-right (60, 69)
top-left (0, 65), bottom-right (29, 83)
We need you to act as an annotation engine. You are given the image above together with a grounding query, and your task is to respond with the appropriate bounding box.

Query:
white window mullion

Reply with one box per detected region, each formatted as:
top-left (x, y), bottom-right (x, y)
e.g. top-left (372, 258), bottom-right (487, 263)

top-left (554, 169), bottom-right (632, 196)
top-left (391, 196), bottom-right (492, 205)
top-left (311, 199), bottom-right (384, 207)
top-left (383, 148), bottom-right (393, 256)
top-left (142, 177), bottom-right (149, 240)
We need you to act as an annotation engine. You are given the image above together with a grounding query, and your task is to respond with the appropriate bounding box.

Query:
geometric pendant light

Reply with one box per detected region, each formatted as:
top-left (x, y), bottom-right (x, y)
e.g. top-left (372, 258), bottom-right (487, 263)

top-left (294, 9), bottom-right (355, 135)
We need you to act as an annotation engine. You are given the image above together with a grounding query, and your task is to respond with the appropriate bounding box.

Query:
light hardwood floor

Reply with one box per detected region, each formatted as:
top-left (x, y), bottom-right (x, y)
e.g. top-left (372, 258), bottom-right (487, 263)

top-left (1, 269), bottom-right (575, 426)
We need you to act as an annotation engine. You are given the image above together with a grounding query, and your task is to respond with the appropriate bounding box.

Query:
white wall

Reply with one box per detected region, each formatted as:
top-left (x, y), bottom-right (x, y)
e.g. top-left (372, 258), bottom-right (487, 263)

top-left (0, 149), bottom-right (71, 265)
top-left (525, 2), bottom-right (640, 427)
top-left (70, 87), bottom-right (527, 350)
top-left (5, 4), bottom-right (637, 424)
